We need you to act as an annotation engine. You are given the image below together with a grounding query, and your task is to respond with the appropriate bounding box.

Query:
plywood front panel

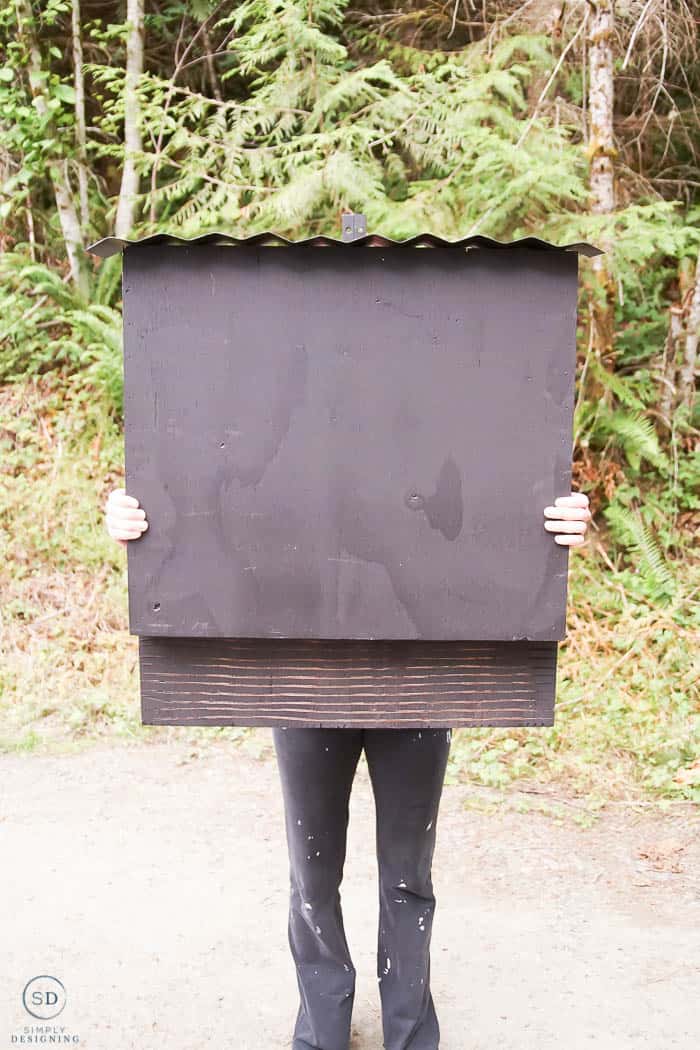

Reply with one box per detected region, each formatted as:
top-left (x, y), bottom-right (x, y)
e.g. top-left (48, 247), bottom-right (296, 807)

top-left (139, 637), bottom-right (557, 728)
top-left (123, 245), bottom-right (577, 643)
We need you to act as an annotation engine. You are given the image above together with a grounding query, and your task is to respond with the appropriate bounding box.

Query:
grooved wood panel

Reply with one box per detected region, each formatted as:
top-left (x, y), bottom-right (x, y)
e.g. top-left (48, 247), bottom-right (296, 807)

top-left (123, 244), bottom-right (578, 643)
top-left (139, 637), bottom-right (557, 728)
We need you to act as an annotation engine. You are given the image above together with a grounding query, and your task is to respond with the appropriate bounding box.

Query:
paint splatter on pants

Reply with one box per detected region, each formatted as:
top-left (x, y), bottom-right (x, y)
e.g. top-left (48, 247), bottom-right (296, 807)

top-left (272, 727), bottom-right (452, 1050)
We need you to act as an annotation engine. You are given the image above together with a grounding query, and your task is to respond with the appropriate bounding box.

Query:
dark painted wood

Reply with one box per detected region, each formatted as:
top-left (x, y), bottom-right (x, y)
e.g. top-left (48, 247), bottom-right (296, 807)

top-left (139, 637), bottom-right (557, 728)
top-left (123, 244), bottom-right (577, 643)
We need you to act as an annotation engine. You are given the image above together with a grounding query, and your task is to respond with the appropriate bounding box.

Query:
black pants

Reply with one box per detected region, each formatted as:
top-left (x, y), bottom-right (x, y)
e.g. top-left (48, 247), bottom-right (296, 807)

top-left (272, 727), bottom-right (452, 1050)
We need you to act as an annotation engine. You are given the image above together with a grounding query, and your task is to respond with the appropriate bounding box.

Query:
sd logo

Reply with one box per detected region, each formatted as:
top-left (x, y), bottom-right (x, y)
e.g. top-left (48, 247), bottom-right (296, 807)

top-left (22, 976), bottom-right (67, 1020)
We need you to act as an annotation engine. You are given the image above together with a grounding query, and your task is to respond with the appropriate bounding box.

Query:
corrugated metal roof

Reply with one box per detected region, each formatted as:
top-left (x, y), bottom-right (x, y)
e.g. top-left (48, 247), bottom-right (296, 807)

top-left (87, 231), bottom-right (602, 258)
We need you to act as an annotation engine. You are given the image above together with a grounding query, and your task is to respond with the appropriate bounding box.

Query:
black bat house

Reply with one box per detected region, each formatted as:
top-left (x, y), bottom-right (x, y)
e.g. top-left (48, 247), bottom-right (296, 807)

top-left (88, 223), bottom-right (600, 728)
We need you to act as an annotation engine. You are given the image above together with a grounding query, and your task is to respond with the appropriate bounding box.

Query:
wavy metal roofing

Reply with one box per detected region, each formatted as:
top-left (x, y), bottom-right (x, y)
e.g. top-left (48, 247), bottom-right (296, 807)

top-left (87, 231), bottom-right (602, 258)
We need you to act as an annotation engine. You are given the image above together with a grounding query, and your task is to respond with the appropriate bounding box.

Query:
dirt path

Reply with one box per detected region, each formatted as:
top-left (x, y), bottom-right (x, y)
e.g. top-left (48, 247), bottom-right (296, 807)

top-left (1, 741), bottom-right (698, 1049)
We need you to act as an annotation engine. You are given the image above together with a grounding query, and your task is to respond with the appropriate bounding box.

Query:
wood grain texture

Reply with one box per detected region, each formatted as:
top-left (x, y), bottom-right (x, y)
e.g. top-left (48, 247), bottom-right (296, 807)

top-left (139, 638), bottom-right (557, 728)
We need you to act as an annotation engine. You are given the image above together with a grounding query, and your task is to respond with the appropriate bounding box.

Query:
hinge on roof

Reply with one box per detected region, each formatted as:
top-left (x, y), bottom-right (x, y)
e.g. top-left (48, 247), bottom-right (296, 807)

top-left (341, 212), bottom-right (367, 242)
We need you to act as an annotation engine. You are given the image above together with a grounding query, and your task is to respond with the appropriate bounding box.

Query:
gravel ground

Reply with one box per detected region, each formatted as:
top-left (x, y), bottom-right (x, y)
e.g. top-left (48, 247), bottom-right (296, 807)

top-left (1, 740), bottom-right (698, 1049)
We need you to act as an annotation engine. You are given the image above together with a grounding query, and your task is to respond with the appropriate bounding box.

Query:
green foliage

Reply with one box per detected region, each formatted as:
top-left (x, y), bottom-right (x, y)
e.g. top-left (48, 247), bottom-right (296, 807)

top-left (0, 1), bottom-right (697, 786)
top-left (0, 0), bottom-right (88, 230)
top-left (598, 404), bottom-right (668, 474)
top-left (575, 201), bottom-right (700, 274)
top-left (86, 3), bottom-right (586, 240)
top-left (63, 306), bottom-right (124, 416)
top-left (0, 252), bottom-right (123, 414)
top-left (603, 502), bottom-right (677, 604)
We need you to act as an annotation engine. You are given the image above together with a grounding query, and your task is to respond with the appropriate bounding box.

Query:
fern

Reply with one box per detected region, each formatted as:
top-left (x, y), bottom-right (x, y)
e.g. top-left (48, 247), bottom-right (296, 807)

top-left (603, 503), bottom-right (677, 604)
top-left (16, 264), bottom-right (80, 309)
top-left (597, 406), bottom-right (669, 474)
top-left (0, 248), bottom-right (124, 410)
top-left (66, 306), bottom-right (124, 416)
top-left (587, 355), bottom-right (646, 412)
top-left (93, 254), bottom-right (123, 308)
top-left (92, 4), bottom-right (586, 240)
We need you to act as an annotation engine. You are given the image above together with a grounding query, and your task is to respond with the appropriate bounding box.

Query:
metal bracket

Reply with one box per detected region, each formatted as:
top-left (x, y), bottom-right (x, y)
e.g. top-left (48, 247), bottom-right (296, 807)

top-left (341, 213), bottom-right (367, 242)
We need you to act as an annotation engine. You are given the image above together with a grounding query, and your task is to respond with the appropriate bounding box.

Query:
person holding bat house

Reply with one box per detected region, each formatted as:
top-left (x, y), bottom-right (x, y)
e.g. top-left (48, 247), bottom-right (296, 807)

top-left (105, 486), bottom-right (590, 1050)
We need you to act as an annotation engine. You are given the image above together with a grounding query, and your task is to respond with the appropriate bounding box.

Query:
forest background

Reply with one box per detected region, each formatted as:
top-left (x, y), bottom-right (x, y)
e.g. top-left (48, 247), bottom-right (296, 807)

top-left (0, 0), bottom-right (698, 809)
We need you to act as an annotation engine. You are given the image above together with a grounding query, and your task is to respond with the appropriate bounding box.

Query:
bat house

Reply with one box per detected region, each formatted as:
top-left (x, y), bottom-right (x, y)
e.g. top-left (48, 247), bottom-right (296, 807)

top-left (88, 223), bottom-right (600, 729)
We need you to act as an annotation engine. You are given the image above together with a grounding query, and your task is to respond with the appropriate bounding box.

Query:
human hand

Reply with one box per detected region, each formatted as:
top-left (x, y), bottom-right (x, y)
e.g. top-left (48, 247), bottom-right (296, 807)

top-left (543, 492), bottom-right (591, 547)
top-left (105, 487), bottom-right (149, 547)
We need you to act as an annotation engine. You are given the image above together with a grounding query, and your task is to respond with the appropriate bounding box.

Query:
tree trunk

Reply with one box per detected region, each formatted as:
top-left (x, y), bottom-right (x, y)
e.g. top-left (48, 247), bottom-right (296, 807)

top-left (16, 0), bottom-right (89, 297)
top-left (26, 196), bottom-right (36, 261)
top-left (680, 253), bottom-right (700, 413)
top-left (72, 0), bottom-right (90, 235)
top-left (659, 304), bottom-right (684, 427)
top-left (114, 0), bottom-right (145, 238)
top-left (586, 0), bottom-right (616, 395)
top-left (658, 255), bottom-right (699, 429)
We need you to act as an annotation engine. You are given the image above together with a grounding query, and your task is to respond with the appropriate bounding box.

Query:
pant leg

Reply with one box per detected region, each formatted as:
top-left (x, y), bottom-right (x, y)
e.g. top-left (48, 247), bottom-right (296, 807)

top-left (272, 726), bottom-right (364, 1050)
top-left (363, 728), bottom-right (452, 1050)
